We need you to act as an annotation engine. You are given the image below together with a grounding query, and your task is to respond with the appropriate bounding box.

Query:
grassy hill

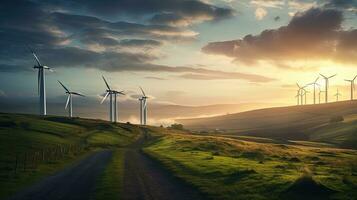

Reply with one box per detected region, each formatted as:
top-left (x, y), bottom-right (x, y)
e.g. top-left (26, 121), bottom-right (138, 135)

top-left (144, 132), bottom-right (357, 200)
top-left (178, 101), bottom-right (357, 148)
top-left (0, 113), bottom-right (140, 199)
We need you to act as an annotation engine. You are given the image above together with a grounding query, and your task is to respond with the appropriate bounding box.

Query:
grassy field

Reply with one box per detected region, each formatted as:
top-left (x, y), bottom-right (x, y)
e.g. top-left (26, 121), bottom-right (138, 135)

top-left (0, 113), bottom-right (139, 199)
top-left (144, 132), bottom-right (357, 200)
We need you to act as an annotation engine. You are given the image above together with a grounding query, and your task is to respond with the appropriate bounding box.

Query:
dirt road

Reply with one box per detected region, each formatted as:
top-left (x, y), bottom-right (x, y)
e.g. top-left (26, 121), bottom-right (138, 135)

top-left (9, 132), bottom-right (204, 200)
top-left (8, 150), bottom-right (112, 200)
top-left (122, 132), bottom-right (205, 200)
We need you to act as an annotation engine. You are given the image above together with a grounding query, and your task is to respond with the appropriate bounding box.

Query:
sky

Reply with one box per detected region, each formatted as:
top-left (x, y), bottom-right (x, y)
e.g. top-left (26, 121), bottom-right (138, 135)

top-left (0, 0), bottom-right (357, 124)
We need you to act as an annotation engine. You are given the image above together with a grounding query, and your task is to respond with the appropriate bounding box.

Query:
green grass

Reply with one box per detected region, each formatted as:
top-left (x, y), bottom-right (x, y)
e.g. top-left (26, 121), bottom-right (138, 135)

top-left (95, 149), bottom-right (125, 200)
top-left (144, 133), bottom-right (357, 200)
top-left (0, 113), bottom-right (139, 199)
top-left (307, 120), bottom-right (357, 149)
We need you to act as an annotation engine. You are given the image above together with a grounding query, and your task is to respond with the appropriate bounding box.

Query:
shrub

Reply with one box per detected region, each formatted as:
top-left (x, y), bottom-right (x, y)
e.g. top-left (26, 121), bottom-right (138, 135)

top-left (168, 123), bottom-right (184, 130)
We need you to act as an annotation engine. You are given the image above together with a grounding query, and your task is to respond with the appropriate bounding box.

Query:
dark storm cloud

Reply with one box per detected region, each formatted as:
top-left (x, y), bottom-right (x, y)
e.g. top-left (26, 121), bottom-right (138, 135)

top-left (0, 0), bottom-right (272, 82)
top-left (324, 0), bottom-right (357, 12)
top-left (118, 39), bottom-right (162, 47)
top-left (202, 8), bottom-right (357, 67)
top-left (46, 0), bottom-right (234, 25)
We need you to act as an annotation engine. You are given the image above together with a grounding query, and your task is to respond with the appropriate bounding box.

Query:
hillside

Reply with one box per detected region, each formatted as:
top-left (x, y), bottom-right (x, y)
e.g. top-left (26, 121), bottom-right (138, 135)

top-left (144, 132), bottom-right (357, 200)
top-left (0, 113), bottom-right (140, 199)
top-left (178, 101), bottom-right (357, 148)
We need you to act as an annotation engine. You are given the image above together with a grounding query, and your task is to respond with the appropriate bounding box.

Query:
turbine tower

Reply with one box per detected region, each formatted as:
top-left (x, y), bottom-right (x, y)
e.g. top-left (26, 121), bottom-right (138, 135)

top-left (58, 81), bottom-right (85, 118)
top-left (139, 87), bottom-right (149, 125)
top-left (296, 83), bottom-right (306, 105)
top-left (29, 48), bottom-right (52, 116)
top-left (320, 73), bottom-right (336, 103)
top-left (334, 88), bottom-right (342, 102)
top-left (139, 97), bottom-right (144, 124)
top-left (302, 89), bottom-right (309, 105)
top-left (309, 77), bottom-right (320, 104)
top-left (101, 76), bottom-right (124, 122)
top-left (344, 75), bottom-right (357, 101)
top-left (318, 88), bottom-right (325, 104)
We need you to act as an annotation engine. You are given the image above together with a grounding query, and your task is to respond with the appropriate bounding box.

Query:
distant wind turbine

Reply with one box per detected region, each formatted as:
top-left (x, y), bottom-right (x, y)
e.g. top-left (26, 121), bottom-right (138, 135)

top-left (28, 47), bottom-right (53, 116)
top-left (308, 77), bottom-right (320, 104)
top-left (302, 89), bottom-right (310, 105)
top-left (344, 75), bottom-right (357, 101)
top-left (334, 88), bottom-right (342, 102)
top-left (139, 87), bottom-right (149, 125)
top-left (296, 83), bottom-right (307, 105)
top-left (320, 73), bottom-right (336, 103)
top-left (101, 76), bottom-right (125, 122)
top-left (58, 81), bottom-right (85, 118)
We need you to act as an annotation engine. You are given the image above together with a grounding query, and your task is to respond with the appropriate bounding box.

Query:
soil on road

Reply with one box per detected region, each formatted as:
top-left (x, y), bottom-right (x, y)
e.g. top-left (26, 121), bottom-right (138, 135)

top-left (122, 132), bottom-right (205, 200)
top-left (8, 150), bottom-right (112, 200)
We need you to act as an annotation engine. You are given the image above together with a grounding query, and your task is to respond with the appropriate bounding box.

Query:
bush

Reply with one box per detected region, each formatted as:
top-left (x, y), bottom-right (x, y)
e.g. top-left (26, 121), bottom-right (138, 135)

top-left (329, 115), bottom-right (344, 123)
top-left (168, 123), bottom-right (184, 130)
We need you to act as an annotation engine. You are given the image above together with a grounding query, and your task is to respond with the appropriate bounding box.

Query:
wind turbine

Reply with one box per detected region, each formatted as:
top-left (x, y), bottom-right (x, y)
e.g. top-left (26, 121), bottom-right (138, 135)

top-left (344, 75), bottom-right (357, 101)
top-left (308, 77), bottom-right (320, 104)
top-left (139, 87), bottom-right (149, 125)
top-left (100, 76), bottom-right (124, 122)
top-left (302, 89), bottom-right (310, 105)
top-left (58, 81), bottom-right (85, 118)
top-left (320, 73), bottom-right (336, 103)
top-left (334, 88), bottom-right (342, 102)
top-left (29, 47), bottom-right (52, 116)
top-left (296, 83), bottom-right (306, 105)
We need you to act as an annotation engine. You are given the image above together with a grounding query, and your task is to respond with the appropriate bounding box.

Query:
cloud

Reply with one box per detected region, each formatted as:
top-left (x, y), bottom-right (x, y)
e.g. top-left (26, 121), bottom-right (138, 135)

top-left (118, 39), bottom-right (162, 48)
top-left (202, 8), bottom-right (357, 68)
top-left (255, 7), bottom-right (268, 20)
top-left (176, 70), bottom-right (276, 82)
top-left (250, 0), bottom-right (284, 8)
top-left (324, 0), bottom-right (357, 13)
top-left (42, 0), bottom-right (235, 26)
top-left (145, 76), bottom-right (167, 80)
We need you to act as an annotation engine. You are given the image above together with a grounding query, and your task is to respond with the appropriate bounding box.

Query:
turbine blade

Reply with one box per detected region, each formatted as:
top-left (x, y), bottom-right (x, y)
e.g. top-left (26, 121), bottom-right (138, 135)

top-left (354, 75), bottom-right (357, 81)
top-left (320, 74), bottom-right (327, 79)
top-left (314, 77), bottom-right (319, 83)
top-left (329, 74), bottom-right (337, 79)
top-left (72, 92), bottom-right (85, 97)
top-left (100, 92), bottom-right (109, 104)
top-left (139, 86), bottom-right (146, 97)
top-left (102, 76), bottom-right (111, 90)
top-left (27, 45), bottom-right (42, 66)
top-left (65, 95), bottom-right (70, 109)
top-left (58, 80), bottom-right (70, 92)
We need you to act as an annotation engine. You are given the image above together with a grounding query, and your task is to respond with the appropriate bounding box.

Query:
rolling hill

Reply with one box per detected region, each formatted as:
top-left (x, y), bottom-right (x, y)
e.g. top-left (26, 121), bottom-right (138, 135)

top-left (178, 100), bottom-right (357, 149)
